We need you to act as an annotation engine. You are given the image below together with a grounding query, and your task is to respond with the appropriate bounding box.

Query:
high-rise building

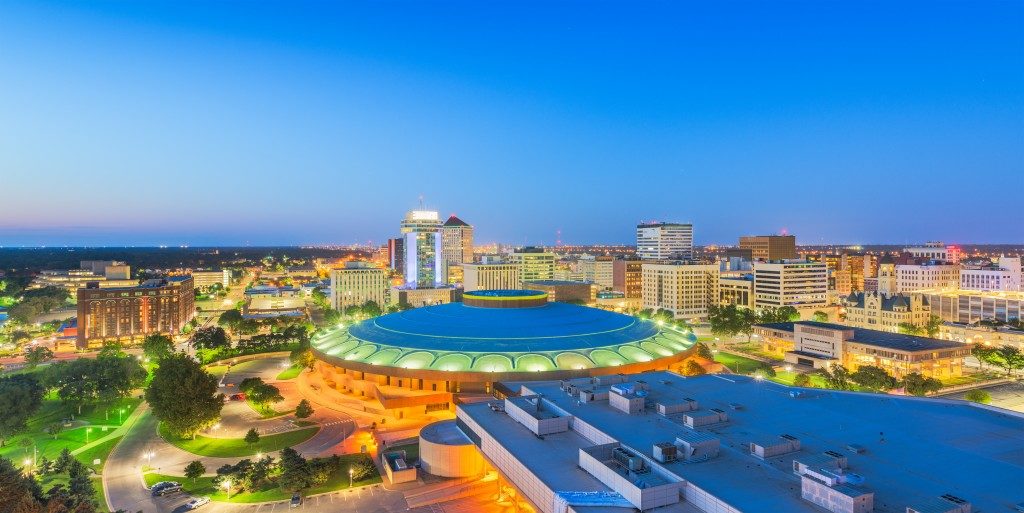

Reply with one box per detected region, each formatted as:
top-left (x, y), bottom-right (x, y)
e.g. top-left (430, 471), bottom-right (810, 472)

top-left (753, 259), bottom-right (828, 309)
top-left (441, 215), bottom-right (474, 284)
top-left (400, 209), bottom-right (443, 289)
top-left (509, 247), bottom-right (556, 282)
top-left (387, 237), bottom-right (405, 273)
top-left (462, 263), bottom-right (521, 292)
top-left (738, 235), bottom-right (796, 261)
top-left (612, 257), bottom-right (643, 300)
top-left (330, 262), bottom-right (390, 312)
top-left (641, 261), bottom-right (719, 319)
top-left (636, 222), bottom-right (693, 260)
top-left (76, 277), bottom-right (194, 349)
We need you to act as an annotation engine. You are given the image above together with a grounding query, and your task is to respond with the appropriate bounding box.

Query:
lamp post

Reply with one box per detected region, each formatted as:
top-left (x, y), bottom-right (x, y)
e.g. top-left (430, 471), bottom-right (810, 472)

top-left (118, 408), bottom-right (126, 424)
top-left (349, 468), bottom-right (354, 488)
top-left (86, 428), bottom-right (92, 443)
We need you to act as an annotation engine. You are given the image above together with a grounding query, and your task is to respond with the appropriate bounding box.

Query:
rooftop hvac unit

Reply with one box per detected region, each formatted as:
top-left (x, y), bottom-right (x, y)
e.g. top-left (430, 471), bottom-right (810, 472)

top-left (612, 447), bottom-right (646, 472)
top-left (653, 442), bottom-right (677, 463)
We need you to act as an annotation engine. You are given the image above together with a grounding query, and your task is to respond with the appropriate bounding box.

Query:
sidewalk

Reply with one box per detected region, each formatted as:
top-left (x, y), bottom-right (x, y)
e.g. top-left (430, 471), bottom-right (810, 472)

top-left (70, 399), bottom-right (149, 458)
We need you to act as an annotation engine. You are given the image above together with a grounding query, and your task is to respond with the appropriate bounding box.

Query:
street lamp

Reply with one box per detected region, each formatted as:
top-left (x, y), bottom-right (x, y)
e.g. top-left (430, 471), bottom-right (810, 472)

top-left (118, 408), bottom-right (126, 424)
top-left (348, 468), bottom-right (354, 488)
top-left (86, 428), bottom-right (92, 443)
top-left (221, 480), bottom-right (232, 492)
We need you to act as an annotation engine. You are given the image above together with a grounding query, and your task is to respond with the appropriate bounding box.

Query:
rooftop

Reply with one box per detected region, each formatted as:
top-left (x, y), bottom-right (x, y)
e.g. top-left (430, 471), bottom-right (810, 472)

top-left (757, 321), bottom-right (965, 352)
top-left (464, 372), bottom-right (1024, 513)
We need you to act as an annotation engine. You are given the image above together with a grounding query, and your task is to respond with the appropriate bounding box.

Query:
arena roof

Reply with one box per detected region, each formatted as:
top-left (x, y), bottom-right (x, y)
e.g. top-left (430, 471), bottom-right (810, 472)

top-left (312, 301), bottom-right (695, 373)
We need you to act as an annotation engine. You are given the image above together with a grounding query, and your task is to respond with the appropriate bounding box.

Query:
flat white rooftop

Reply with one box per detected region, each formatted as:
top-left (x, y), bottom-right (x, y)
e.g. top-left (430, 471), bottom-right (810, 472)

top-left (462, 372), bottom-right (1024, 513)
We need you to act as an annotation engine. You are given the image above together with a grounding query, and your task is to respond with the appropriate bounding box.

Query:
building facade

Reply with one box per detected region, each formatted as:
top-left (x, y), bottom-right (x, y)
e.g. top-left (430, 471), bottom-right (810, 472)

top-left (753, 260), bottom-right (828, 310)
top-left (960, 256), bottom-right (1022, 292)
top-left (905, 242), bottom-right (961, 263)
top-left (509, 247), bottom-right (556, 282)
top-left (76, 277), bottom-right (194, 349)
top-left (522, 280), bottom-right (595, 304)
top-left (636, 222), bottom-right (693, 260)
top-left (719, 273), bottom-right (755, 308)
top-left (612, 257), bottom-right (643, 300)
top-left (738, 235), bottom-right (796, 261)
top-left (329, 262), bottom-right (390, 311)
top-left (895, 261), bottom-right (960, 293)
top-left (401, 210), bottom-right (444, 289)
top-left (462, 263), bottom-right (521, 292)
top-left (840, 292), bottom-right (930, 332)
top-left (191, 269), bottom-right (230, 290)
top-left (919, 288), bottom-right (1024, 324)
top-left (641, 262), bottom-right (719, 319)
top-left (441, 215), bottom-right (474, 284)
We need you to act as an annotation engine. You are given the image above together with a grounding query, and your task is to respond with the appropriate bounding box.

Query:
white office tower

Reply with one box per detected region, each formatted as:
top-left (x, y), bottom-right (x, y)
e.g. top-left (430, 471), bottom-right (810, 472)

top-left (636, 222), bottom-right (693, 260)
top-left (401, 209), bottom-right (444, 289)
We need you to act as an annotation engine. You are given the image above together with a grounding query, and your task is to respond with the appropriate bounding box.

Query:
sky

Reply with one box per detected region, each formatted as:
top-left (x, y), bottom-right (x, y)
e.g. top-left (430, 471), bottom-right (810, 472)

top-left (1, 1), bottom-right (1022, 247)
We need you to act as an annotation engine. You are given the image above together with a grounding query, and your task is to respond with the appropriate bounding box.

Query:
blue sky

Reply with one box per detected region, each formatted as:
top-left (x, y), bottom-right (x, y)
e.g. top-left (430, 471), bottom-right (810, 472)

top-left (1, 1), bottom-right (1021, 247)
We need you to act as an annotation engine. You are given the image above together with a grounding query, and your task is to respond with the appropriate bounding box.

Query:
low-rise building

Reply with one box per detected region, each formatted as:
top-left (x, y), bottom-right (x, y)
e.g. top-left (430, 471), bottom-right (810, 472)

top-left (753, 320), bottom-right (969, 379)
top-left (719, 273), bottom-right (755, 308)
top-left (938, 322), bottom-right (1024, 350)
top-left (190, 269), bottom-right (230, 290)
top-left (522, 280), bottom-right (595, 304)
top-left (462, 263), bottom-right (521, 292)
top-left (840, 291), bottom-right (930, 332)
top-left (329, 262), bottom-right (390, 311)
top-left (76, 276), bottom-right (194, 349)
top-left (960, 256), bottom-right (1022, 291)
top-left (918, 288), bottom-right (1024, 324)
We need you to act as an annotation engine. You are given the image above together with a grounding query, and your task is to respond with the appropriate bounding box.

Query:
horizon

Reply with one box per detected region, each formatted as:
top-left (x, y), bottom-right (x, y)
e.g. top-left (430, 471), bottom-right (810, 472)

top-left (2, 1), bottom-right (1022, 246)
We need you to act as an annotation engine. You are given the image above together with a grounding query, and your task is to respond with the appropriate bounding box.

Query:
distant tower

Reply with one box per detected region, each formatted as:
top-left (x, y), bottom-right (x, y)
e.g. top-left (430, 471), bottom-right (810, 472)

top-left (441, 215), bottom-right (474, 284)
top-left (401, 209), bottom-right (443, 289)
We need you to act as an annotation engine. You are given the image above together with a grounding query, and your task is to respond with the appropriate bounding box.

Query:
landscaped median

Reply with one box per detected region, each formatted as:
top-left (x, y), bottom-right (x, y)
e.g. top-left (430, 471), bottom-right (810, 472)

top-left (275, 364), bottom-right (303, 380)
top-left (158, 424), bottom-right (319, 458)
top-left (142, 453), bottom-right (381, 503)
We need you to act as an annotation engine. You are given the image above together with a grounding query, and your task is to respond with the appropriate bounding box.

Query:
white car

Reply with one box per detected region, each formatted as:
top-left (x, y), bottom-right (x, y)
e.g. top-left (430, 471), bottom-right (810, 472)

top-left (185, 497), bottom-right (211, 510)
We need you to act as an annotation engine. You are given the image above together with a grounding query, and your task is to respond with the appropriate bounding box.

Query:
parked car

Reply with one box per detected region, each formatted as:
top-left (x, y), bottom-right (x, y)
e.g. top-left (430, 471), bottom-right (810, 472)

top-left (185, 497), bottom-right (211, 510)
top-left (230, 393), bottom-right (246, 401)
top-left (290, 493), bottom-right (302, 508)
top-left (150, 482), bottom-right (182, 496)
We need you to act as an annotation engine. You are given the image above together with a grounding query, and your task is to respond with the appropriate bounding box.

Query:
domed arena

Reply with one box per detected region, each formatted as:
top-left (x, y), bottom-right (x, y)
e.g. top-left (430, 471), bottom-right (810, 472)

top-left (310, 290), bottom-right (699, 417)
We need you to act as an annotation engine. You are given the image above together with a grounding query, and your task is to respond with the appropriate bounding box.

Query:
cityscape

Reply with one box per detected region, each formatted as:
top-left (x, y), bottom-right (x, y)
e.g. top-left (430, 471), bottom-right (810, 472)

top-left (2, 2), bottom-right (1023, 513)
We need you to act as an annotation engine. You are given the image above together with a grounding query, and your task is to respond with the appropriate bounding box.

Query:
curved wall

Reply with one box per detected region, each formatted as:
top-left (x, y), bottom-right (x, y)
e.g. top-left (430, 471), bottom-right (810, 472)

top-left (419, 420), bottom-right (484, 478)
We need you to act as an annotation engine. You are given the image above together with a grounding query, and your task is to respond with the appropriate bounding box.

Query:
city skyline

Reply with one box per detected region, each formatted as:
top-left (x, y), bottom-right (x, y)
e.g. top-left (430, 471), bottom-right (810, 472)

top-left (2, 1), bottom-right (1022, 246)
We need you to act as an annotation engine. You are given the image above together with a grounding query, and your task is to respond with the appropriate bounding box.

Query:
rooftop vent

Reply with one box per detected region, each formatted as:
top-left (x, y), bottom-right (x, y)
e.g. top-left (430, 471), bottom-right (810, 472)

top-left (652, 442), bottom-right (677, 463)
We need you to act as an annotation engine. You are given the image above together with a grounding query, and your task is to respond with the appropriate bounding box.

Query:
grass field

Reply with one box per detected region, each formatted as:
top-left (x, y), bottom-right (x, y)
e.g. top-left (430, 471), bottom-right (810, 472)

top-left (247, 399), bottom-right (294, 419)
top-left (713, 352), bottom-right (766, 374)
top-left (159, 424), bottom-right (319, 458)
top-left (205, 365), bottom-right (230, 381)
top-left (143, 453), bottom-right (381, 502)
top-left (940, 371), bottom-right (1002, 387)
top-left (276, 365), bottom-right (303, 380)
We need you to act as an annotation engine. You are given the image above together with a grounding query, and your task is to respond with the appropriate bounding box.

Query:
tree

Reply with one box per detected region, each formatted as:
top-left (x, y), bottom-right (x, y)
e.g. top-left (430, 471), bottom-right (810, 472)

top-left (754, 363), bottom-right (776, 378)
top-left (45, 359), bottom-right (98, 415)
top-left (277, 447), bottom-right (312, 492)
top-left (812, 311), bottom-right (829, 323)
top-left (360, 301), bottom-right (382, 318)
top-left (897, 322), bottom-right (923, 336)
top-left (682, 360), bottom-right (706, 376)
top-left (349, 457), bottom-right (377, 482)
top-left (820, 364), bottom-right (854, 391)
top-left (23, 346), bottom-right (54, 368)
top-left (311, 289), bottom-right (330, 310)
top-left (972, 344), bottom-right (997, 371)
top-left (67, 459), bottom-right (95, 506)
top-left (0, 456), bottom-right (44, 512)
top-left (924, 315), bottom-right (943, 338)
top-left (46, 422), bottom-right (64, 440)
top-left (244, 428), bottom-right (260, 448)
top-left (247, 382), bottom-right (283, 411)
top-left (964, 389), bottom-right (991, 404)
top-left (191, 326), bottom-right (231, 351)
top-left (295, 399), bottom-right (314, 419)
top-left (290, 347), bottom-right (316, 370)
top-left (94, 353), bottom-right (147, 416)
top-left (850, 365), bottom-right (897, 392)
top-left (322, 309), bottom-right (342, 325)
top-left (0, 375), bottom-right (45, 447)
top-left (995, 345), bottom-right (1024, 376)
top-left (145, 353), bottom-right (224, 438)
top-left (142, 334), bottom-right (175, 362)
top-left (217, 309), bottom-right (244, 330)
top-left (792, 374), bottom-right (811, 387)
top-left (184, 460), bottom-right (206, 483)
top-left (694, 342), bottom-right (714, 360)
top-left (902, 372), bottom-right (942, 396)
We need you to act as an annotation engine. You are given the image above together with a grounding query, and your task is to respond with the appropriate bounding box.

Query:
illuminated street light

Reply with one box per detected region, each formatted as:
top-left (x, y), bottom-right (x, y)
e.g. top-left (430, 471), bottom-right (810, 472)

top-left (349, 467), bottom-right (354, 487)
top-left (86, 428), bottom-right (92, 443)
top-left (118, 408), bottom-right (126, 423)
top-left (222, 480), bottom-right (232, 491)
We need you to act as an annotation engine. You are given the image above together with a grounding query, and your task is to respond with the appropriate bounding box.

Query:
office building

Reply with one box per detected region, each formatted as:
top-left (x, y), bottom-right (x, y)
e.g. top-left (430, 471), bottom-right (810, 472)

top-left (612, 257), bottom-right (643, 300)
top-left (462, 263), bottom-right (521, 292)
top-left (905, 242), bottom-right (962, 263)
top-left (594, 256), bottom-right (615, 290)
top-left (32, 261), bottom-right (136, 293)
top-left (719, 273), bottom-right (755, 308)
top-left (329, 262), bottom-right (390, 312)
top-left (895, 261), bottom-right (960, 293)
top-left (387, 237), bottom-right (405, 272)
top-left (840, 291), bottom-right (930, 332)
top-left (918, 288), bottom-right (1024, 324)
top-left (509, 247), bottom-right (556, 282)
top-left (400, 209), bottom-right (444, 288)
top-left (190, 269), bottom-right (230, 290)
top-left (443, 371), bottom-right (1021, 513)
top-left (522, 280), bottom-right (596, 304)
top-left (753, 260), bottom-right (828, 310)
top-left (939, 322), bottom-right (1024, 350)
top-left (641, 261), bottom-right (720, 319)
top-left (754, 321), bottom-right (969, 379)
top-left (960, 256), bottom-right (1021, 291)
top-left (441, 215), bottom-right (474, 284)
top-left (738, 235), bottom-right (796, 261)
top-left (636, 222), bottom-right (693, 260)
top-left (76, 277), bottom-right (194, 349)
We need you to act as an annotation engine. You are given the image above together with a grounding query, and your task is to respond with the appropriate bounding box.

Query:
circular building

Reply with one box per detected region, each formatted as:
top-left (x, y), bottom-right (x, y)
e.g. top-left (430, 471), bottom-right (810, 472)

top-left (311, 290), bottom-right (697, 417)
top-left (418, 420), bottom-right (484, 478)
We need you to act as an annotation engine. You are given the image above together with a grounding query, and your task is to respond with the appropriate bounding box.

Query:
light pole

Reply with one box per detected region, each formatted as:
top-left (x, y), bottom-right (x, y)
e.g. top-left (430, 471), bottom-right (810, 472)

top-left (86, 428), bottom-right (92, 443)
top-left (118, 408), bottom-right (126, 424)
top-left (348, 468), bottom-right (354, 488)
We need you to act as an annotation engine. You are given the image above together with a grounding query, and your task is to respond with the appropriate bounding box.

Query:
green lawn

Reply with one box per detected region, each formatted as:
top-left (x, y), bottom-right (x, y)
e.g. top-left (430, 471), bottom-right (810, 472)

top-left (276, 365), bottom-right (303, 380)
top-left (771, 370), bottom-right (829, 388)
top-left (205, 365), bottom-right (230, 381)
top-left (714, 352), bottom-right (766, 374)
top-left (940, 371), bottom-right (1002, 387)
top-left (159, 424), bottom-right (319, 458)
top-left (143, 454), bottom-right (380, 503)
top-left (247, 399), bottom-right (294, 419)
